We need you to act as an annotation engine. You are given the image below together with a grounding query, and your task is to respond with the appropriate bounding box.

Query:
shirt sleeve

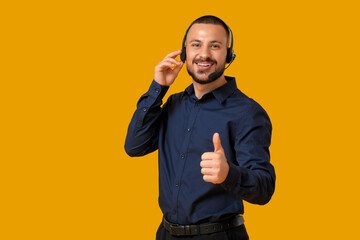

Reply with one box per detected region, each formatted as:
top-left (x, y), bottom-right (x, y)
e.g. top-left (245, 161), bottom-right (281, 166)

top-left (124, 80), bottom-right (169, 157)
top-left (221, 103), bottom-right (276, 205)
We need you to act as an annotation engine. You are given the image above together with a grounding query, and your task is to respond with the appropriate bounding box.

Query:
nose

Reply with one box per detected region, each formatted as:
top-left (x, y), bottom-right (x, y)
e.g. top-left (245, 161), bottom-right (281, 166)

top-left (199, 46), bottom-right (211, 60)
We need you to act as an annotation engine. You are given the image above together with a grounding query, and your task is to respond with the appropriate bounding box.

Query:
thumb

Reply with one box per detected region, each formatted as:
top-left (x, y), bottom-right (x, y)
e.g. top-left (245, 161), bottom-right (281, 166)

top-left (213, 133), bottom-right (223, 152)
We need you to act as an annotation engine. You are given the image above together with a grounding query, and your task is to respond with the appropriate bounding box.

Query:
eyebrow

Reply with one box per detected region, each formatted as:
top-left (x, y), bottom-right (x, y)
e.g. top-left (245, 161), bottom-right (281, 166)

top-left (210, 40), bottom-right (223, 44)
top-left (189, 39), bottom-right (224, 45)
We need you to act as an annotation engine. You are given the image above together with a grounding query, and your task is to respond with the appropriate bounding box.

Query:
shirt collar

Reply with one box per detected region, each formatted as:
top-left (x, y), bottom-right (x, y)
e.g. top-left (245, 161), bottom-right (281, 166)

top-left (184, 76), bottom-right (237, 104)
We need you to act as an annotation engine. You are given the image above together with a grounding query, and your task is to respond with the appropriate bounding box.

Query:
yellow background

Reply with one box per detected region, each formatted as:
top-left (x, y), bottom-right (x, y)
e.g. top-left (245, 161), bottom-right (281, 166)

top-left (1, 0), bottom-right (359, 239)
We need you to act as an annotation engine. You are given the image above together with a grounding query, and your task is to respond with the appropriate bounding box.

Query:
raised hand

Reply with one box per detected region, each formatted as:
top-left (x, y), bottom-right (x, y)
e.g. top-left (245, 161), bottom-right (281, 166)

top-left (154, 50), bottom-right (184, 86)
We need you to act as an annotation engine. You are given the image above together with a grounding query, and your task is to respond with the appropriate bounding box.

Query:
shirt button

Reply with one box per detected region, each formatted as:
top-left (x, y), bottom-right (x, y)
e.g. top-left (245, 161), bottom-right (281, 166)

top-left (155, 89), bottom-right (159, 93)
top-left (187, 128), bottom-right (191, 132)
top-left (175, 183), bottom-right (179, 187)
top-left (181, 154), bottom-right (185, 159)
top-left (143, 108), bottom-right (147, 112)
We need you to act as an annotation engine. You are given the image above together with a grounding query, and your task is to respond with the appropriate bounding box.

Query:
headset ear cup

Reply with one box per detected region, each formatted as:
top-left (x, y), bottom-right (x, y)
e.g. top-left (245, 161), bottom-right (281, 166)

top-left (180, 47), bottom-right (186, 62)
top-left (226, 48), bottom-right (233, 63)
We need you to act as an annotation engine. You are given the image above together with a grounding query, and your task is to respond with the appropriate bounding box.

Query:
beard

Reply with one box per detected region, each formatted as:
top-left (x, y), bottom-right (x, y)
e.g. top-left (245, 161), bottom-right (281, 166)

top-left (187, 58), bottom-right (226, 85)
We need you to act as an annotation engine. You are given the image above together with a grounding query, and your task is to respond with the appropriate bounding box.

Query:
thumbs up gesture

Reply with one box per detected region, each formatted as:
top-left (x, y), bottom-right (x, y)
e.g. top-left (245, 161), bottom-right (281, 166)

top-left (200, 133), bottom-right (229, 184)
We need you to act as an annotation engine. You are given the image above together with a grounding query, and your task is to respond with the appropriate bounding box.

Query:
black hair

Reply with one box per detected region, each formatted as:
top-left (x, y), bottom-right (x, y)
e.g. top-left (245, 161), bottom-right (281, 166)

top-left (191, 15), bottom-right (230, 37)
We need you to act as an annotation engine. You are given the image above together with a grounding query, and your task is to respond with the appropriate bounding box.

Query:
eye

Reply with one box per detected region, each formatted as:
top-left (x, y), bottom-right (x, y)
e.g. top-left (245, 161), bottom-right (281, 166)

top-left (211, 44), bottom-right (220, 49)
top-left (191, 43), bottom-right (200, 48)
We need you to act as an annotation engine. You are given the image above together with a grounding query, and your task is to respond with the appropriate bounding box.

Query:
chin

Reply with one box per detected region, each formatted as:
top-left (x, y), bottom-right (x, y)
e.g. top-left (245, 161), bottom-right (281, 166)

top-left (193, 74), bottom-right (218, 84)
top-left (187, 65), bottom-right (221, 84)
top-left (195, 74), bottom-right (210, 81)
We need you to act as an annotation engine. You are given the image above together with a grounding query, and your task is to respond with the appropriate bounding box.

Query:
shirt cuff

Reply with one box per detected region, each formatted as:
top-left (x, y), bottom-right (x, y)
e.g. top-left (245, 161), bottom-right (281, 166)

top-left (221, 162), bottom-right (240, 192)
top-left (148, 80), bottom-right (169, 100)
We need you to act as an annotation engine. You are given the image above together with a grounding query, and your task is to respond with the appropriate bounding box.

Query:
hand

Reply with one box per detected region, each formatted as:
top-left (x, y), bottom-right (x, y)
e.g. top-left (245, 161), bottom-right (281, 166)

top-left (154, 50), bottom-right (183, 86)
top-left (200, 133), bottom-right (229, 184)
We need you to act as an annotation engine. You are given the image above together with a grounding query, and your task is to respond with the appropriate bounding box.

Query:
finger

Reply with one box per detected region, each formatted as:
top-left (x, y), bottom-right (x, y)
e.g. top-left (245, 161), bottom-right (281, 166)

top-left (157, 62), bottom-right (177, 71)
top-left (201, 152), bottom-right (217, 160)
top-left (165, 49), bottom-right (182, 59)
top-left (171, 61), bottom-right (183, 75)
top-left (213, 133), bottom-right (223, 152)
top-left (200, 160), bottom-right (213, 168)
top-left (163, 58), bottom-right (182, 66)
top-left (201, 167), bottom-right (213, 175)
top-left (203, 175), bottom-right (215, 183)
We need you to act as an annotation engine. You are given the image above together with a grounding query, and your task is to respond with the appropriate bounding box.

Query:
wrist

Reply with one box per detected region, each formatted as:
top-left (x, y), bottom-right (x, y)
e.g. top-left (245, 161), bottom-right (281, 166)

top-left (154, 78), bottom-right (170, 87)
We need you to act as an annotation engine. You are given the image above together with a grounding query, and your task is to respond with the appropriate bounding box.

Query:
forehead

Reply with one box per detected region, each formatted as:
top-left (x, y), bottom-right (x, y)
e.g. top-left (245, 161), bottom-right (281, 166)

top-left (186, 23), bottom-right (228, 43)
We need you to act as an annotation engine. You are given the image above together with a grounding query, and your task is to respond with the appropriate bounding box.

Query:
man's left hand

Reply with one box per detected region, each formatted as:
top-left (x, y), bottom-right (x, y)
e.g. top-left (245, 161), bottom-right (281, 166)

top-left (200, 133), bottom-right (229, 184)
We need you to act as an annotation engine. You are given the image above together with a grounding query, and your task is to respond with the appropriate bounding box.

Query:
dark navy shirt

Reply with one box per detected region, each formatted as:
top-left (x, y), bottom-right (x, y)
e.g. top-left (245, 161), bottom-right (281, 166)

top-left (125, 76), bottom-right (275, 225)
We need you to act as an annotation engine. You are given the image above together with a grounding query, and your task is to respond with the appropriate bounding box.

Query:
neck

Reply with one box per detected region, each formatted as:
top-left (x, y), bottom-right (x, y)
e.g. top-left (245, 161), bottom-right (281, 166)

top-left (193, 75), bottom-right (227, 99)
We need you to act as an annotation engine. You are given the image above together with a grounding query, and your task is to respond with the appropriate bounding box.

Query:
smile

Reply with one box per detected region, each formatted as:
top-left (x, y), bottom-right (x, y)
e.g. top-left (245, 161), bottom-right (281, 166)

top-left (195, 62), bottom-right (214, 69)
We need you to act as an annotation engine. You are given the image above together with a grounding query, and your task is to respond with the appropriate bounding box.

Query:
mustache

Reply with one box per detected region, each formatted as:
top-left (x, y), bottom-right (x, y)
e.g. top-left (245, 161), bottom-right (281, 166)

top-left (193, 58), bottom-right (217, 64)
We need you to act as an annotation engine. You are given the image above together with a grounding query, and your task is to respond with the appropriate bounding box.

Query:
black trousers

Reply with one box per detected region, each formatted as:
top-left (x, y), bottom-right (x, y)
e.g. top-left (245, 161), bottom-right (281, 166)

top-left (156, 222), bottom-right (249, 240)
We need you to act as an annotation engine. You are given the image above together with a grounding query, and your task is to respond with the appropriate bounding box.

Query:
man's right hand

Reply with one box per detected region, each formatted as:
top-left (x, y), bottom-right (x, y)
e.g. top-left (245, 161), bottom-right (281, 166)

top-left (154, 50), bottom-right (184, 86)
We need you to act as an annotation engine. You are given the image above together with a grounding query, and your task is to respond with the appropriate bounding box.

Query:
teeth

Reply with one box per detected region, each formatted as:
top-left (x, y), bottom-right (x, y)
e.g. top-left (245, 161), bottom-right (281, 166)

top-left (197, 63), bottom-right (211, 66)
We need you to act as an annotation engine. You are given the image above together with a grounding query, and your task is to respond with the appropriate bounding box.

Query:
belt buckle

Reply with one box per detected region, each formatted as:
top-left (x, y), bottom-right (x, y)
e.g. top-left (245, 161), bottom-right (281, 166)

top-left (184, 225), bottom-right (191, 235)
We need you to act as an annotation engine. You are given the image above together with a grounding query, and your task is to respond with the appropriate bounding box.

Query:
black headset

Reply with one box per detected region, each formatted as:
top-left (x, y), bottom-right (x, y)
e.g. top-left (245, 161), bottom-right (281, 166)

top-left (180, 15), bottom-right (236, 64)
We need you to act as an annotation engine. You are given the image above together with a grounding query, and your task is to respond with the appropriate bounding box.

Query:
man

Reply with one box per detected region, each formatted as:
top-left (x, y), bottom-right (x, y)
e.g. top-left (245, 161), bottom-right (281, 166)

top-left (125, 15), bottom-right (275, 240)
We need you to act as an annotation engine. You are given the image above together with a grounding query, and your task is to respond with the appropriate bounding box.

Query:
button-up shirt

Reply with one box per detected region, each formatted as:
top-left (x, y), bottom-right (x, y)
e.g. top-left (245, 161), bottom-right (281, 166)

top-left (125, 76), bottom-right (275, 225)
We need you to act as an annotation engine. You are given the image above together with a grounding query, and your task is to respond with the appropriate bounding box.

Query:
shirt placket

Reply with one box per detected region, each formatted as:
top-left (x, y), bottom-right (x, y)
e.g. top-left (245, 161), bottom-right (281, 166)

top-left (172, 100), bottom-right (201, 222)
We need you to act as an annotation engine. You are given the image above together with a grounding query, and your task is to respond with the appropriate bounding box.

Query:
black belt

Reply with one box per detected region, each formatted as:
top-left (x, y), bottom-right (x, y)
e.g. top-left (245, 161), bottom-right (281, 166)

top-left (163, 215), bottom-right (244, 236)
